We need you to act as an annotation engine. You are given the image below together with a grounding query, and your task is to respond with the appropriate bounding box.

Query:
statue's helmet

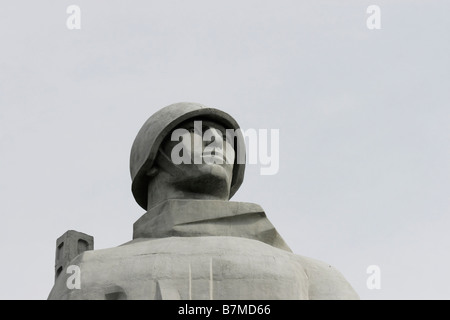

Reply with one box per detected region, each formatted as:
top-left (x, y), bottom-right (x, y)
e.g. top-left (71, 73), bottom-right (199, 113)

top-left (130, 102), bottom-right (246, 210)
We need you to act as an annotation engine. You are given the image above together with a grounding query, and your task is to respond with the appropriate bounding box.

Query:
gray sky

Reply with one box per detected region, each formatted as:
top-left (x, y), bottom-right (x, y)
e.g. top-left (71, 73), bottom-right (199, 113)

top-left (0, 1), bottom-right (449, 300)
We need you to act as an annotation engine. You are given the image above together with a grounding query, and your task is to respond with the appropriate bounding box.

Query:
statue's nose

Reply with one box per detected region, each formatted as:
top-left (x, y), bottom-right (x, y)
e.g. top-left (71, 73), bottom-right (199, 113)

top-left (202, 127), bottom-right (224, 148)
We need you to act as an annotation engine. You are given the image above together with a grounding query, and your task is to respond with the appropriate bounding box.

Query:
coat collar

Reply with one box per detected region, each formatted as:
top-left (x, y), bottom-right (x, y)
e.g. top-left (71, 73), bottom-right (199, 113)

top-left (133, 199), bottom-right (291, 252)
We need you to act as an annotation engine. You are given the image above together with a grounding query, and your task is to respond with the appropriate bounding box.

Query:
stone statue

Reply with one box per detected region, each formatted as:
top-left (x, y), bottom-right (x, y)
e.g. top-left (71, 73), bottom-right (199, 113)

top-left (48, 102), bottom-right (359, 300)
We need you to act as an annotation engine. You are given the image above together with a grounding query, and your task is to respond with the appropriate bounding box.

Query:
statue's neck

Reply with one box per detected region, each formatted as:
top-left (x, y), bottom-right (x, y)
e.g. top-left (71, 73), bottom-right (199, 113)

top-left (146, 173), bottom-right (230, 210)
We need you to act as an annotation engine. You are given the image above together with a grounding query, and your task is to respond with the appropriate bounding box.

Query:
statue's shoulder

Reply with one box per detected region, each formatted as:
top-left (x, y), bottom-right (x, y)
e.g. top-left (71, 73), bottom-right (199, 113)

top-left (48, 238), bottom-right (153, 300)
top-left (293, 254), bottom-right (359, 300)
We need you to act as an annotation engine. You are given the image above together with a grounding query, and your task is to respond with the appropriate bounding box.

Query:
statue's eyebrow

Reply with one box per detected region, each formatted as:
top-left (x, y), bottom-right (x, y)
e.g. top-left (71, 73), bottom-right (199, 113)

top-left (172, 120), bottom-right (229, 137)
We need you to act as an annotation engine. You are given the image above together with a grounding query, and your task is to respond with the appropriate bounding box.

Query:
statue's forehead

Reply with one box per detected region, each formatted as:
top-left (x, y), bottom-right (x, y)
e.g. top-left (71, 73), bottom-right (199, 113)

top-left (174, 118), bottom-right (228, 131)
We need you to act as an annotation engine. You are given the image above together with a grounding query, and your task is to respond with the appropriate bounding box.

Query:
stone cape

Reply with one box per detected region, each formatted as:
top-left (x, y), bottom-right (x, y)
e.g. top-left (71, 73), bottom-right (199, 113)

top-left (48, 200), bottom-right (359, 300)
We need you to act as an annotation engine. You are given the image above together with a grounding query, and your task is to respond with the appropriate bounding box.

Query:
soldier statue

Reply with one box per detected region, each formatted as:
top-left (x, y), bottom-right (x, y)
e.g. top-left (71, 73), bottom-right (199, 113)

top-left (48, 102), bottom-right (359, 300)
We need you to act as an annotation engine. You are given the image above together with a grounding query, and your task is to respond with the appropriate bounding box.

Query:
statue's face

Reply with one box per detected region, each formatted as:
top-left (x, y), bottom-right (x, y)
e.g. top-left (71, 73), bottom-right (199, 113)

top-left (158, 119), bottom-right (235, 196)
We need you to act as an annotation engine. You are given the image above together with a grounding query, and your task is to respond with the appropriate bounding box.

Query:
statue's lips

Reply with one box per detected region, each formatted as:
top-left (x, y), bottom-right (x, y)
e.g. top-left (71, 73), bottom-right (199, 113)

top-left (201, 152), bottom-right (229, 164)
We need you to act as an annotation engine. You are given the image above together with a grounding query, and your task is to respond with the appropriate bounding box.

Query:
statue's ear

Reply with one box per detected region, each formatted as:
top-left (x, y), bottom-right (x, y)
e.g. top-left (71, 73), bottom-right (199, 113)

top-left (146, 166), bottom-right (158, 178)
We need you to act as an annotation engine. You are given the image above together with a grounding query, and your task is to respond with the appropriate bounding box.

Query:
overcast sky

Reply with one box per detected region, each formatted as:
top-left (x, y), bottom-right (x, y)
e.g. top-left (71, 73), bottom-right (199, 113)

top-left (0, 1), bottom-right (449, 300)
